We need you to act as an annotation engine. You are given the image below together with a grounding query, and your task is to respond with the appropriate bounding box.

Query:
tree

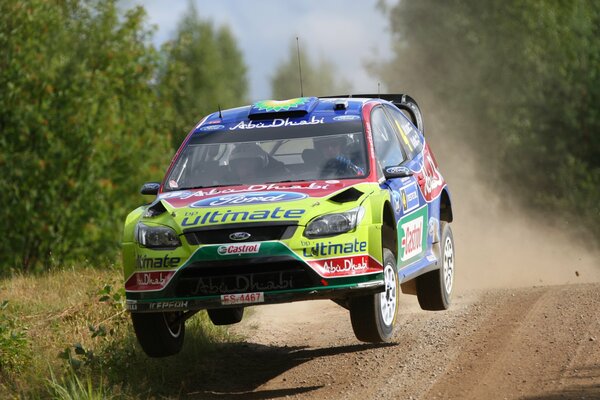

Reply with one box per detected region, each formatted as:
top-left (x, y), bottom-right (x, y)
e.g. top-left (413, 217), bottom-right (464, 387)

top-left (0, 0), bottom-right (171, 273)
top-left (271, 40), bottom-right (350, 99)
top-left (157, 3), bottom-right (248, 148)
top-left (375, 0), bottom-right (600, 240)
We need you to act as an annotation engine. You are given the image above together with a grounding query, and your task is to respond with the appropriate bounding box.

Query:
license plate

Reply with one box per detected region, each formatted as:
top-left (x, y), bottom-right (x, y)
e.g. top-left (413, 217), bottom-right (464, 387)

top-left (221, 292), bottom-right (264, 305)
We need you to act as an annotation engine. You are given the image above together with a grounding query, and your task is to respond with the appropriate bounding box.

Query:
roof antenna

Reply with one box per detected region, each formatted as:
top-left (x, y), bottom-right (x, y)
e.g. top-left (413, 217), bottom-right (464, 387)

top-left (218, 104), bottom-right (223, 119)
top-left (377, 82), bottom-right (381, 98)
top-left (296, 36), bottom-right (304, 97)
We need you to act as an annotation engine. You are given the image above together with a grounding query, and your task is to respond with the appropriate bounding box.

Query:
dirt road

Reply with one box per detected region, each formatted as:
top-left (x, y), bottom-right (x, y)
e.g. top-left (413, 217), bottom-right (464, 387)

top-left (179, 148), bottom-right (600, 399)
top-left (183, 283), bottom-right (600, 399)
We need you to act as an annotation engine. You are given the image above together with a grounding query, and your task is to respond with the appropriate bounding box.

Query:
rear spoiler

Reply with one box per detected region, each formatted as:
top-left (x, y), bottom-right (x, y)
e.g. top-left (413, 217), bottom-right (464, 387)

top-left (320, 94), bottom-right (425, 135)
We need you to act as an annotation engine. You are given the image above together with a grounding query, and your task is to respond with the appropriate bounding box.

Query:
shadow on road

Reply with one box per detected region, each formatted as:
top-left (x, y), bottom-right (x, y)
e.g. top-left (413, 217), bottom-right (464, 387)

top-left (155, 341), bottom-right (397, 399)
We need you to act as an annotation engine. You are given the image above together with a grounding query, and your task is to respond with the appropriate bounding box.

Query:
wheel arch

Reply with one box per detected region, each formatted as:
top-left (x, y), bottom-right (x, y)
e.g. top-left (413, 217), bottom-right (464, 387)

top-left (440, 188), bottom-right (453, 223)
top-left (381, 201), bottom-right (398, 260)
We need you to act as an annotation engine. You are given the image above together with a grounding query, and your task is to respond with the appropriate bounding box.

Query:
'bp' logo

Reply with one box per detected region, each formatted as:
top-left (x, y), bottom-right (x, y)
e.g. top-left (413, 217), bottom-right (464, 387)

top-left (253, 97), bottom-right (310, 112)
top-left (190, 191), bottom-right (307, 207)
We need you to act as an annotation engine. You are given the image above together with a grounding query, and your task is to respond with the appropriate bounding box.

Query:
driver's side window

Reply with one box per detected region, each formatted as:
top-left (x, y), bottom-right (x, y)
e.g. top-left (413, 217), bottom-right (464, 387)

top-left (370, 107), bottom-right (406, 167)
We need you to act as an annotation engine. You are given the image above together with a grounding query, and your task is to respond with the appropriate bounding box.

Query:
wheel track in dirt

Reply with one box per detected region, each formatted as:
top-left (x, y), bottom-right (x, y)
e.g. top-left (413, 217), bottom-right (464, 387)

top-left (424, 288), bottom-right (549, 399)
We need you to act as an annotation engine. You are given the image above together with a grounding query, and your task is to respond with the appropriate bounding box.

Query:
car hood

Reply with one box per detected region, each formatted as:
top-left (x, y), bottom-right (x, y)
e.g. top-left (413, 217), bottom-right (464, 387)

top-left (154, 179), bottom-right (375, 229)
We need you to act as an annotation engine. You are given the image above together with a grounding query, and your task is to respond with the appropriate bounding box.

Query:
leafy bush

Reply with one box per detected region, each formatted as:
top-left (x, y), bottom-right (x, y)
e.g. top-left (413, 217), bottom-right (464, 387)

top-left (0, 0), bottom-right (250, 274)
top-left (378, 0), bottom-right (600, 240)
top-left (0, 0), bottom-right (172, 273)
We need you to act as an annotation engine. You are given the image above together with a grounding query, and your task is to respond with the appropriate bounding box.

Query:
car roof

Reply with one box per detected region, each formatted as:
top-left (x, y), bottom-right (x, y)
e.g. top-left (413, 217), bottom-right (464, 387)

top-left (193, 96), bottom-right (379, 135)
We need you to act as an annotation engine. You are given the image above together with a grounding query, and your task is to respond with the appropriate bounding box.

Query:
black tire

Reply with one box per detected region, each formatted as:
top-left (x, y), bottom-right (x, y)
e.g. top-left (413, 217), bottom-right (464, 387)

top-left (416, 222), bottom-right (455, 311)
top-left (349, 248), bottom-right (399, 342)
top-left (207, 307), bottom-right (244, 325)
top-left (131, 312), bottom-right (185, 357)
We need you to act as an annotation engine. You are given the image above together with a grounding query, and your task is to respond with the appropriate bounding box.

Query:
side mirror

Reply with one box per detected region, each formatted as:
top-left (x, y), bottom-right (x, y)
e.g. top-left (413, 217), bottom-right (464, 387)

top-left (383, 166), bottom-right (413, 179)
top-left (140, 182), bottom-right (160, 195)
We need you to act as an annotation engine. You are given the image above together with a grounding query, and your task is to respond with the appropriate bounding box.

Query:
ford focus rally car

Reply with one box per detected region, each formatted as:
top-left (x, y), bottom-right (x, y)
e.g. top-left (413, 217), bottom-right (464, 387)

top-left (123, 95), bottom-right (455, 357)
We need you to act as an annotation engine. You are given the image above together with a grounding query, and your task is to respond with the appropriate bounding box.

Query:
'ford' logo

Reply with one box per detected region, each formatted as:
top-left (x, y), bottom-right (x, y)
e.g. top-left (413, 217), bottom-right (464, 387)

top-left (190, 191), bottom-right (308, 207)
top-left (198, 124), bottom-right (225, 132)
top-left (385, 166), bottom-right (412, 175)
top-left (229, 232), bottom-right (251, 241)
top-left (333, 115), bottom-right (360, 121)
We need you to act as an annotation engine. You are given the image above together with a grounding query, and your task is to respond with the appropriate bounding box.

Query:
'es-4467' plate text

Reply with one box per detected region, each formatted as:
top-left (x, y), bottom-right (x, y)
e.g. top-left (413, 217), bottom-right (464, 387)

top-left (221, 292), bottom-right (265, 305)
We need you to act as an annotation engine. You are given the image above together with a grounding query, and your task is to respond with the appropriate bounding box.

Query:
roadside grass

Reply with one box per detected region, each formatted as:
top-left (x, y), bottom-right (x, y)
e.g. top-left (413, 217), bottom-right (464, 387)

top-left (0, 265), bottom-right (239, 398)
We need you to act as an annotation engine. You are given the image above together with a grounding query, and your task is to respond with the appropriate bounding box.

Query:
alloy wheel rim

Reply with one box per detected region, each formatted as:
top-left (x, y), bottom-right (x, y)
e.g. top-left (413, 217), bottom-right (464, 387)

top-left (380, 263), bottom-right (397, 326)
top-left (443, 236), bottom-right (454, 294)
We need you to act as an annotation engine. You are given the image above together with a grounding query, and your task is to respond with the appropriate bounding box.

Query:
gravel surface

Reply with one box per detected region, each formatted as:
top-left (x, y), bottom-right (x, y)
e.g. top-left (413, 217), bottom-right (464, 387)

top-left (183, 283), bottom-right (600, 399)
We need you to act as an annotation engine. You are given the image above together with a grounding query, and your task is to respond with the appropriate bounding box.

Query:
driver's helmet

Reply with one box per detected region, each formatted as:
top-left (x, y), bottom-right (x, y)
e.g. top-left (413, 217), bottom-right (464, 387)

top-left (228, 142), bottom-right (268, 169)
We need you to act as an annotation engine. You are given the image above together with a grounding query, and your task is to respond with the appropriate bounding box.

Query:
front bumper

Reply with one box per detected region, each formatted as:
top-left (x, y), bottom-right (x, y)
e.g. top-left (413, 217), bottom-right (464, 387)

top-left (124, 222), bottom-right (386, 312)
top-left (126, 279), bottom-right (384, 312)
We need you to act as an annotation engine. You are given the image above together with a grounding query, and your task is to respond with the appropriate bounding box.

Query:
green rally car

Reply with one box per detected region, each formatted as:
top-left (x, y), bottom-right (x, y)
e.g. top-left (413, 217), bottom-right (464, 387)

top-left (123, 95), bottom-right (455, 357)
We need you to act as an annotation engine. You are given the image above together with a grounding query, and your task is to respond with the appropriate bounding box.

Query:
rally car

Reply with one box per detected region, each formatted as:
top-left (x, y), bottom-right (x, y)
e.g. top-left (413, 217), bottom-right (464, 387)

top-left (123, 95), bottom-right (455, 357)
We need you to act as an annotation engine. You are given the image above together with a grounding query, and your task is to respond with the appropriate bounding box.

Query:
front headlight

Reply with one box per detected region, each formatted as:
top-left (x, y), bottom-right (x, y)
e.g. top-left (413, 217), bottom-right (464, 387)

top-left (304, 206), bottom-right (365, 238)
top-left (135, 223), bottom-right (181, 249)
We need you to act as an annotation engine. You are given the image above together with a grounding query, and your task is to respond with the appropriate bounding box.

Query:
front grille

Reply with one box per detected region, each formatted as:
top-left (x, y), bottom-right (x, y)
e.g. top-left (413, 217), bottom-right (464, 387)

top-left (184, 223), bottom-right (297, 245)
top-left (174, 257), bottom-right (318, 297)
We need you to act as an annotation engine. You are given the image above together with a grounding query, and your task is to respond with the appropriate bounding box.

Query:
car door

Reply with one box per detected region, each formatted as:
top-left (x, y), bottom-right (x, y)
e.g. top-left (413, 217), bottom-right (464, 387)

top-left (370, 106), bottom-right (427, 269)
top-left (383, 104), bottom-right (441, 267)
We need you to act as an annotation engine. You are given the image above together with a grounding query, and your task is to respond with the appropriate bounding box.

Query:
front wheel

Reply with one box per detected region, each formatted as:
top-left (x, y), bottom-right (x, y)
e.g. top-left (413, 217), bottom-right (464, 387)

top-left (349, 248), bottom-right (399, 342)
top-left (416, 222), bottom-right (455, 310)
top-left (131, 312), bottom-right (185, 357)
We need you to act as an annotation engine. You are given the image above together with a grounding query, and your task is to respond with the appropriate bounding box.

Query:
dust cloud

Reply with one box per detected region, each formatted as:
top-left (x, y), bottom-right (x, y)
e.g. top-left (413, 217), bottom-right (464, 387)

top-left (430, 121), bottom-right (600, 292)
top-left (238, 137), bottom-right (600, 334)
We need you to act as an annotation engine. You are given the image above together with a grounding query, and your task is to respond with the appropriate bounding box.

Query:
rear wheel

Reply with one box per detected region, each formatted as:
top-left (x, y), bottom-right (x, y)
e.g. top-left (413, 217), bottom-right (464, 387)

top-left (207, 307), bottom-right (244, 325)
top-left (416, 222), bottom-right (454, 310)
top-left (131, 312), bottom-right (185, 357)
top-left (350, 248), bottom-right (399, 342)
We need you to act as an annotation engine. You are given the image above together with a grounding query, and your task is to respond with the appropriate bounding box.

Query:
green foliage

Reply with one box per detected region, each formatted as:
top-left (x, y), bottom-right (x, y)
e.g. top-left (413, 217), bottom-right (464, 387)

top-left (59, 342), bottom-right (97, 370)
top-left (157, 2), bottom-right (248, 148)
top-left (97, 283), bottom-right (125, 307)
top-left (378, 0), bottom-right (600, 239)
top-left (0, 0), bottom-right (172, 273)
top-left (0, 300), bottom-right (30, 381)
top-left (56, 282), bottom-right (127, 372)
top-left (271, 40), bottom-right (351, 99)
top-left (0, 266), bottom-right (253, 400)
top-left (46, 276), bottom-right (232, 398)
top-left (47, 366), bottom-right (114, 400)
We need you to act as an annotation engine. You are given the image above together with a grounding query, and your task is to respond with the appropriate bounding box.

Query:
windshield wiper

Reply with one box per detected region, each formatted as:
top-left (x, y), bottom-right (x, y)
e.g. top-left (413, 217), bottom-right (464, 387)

top-left (264, 179), bottom-right (310, 184)
top-left (171, 180), bottom-right (311, 191)
top-left (172, 183), bottom-right (240, 191)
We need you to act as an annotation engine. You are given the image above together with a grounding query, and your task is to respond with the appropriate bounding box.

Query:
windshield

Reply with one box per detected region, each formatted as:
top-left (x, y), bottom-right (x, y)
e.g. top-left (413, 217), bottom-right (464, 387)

top-left (164, 124), bottom-right (368, 191)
